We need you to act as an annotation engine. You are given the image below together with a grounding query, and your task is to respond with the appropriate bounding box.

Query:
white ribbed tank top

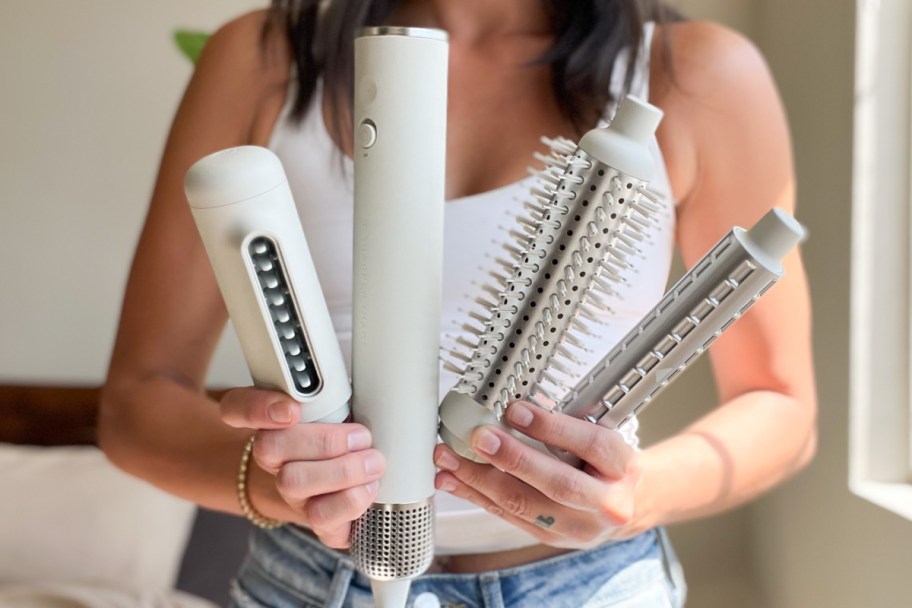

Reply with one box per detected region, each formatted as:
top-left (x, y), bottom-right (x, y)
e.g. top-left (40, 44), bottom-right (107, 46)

top-left (267, 23), bottom-right (677, 554)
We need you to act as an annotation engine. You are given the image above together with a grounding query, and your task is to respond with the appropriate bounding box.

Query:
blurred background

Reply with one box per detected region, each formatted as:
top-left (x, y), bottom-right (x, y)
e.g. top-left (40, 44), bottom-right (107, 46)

top-left (1, 0), bottom-right (910, 606)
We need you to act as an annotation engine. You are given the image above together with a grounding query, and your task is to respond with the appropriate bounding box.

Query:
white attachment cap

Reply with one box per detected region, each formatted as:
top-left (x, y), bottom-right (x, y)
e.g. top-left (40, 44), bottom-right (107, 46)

top-left (185, 146), bottom-right (285, 209)
top-left (745, 207), bottom-right (807, 260)
top-left (578, 95), bottom-right (664, 181)
top-left (609, 95), bottom-right (664, 144)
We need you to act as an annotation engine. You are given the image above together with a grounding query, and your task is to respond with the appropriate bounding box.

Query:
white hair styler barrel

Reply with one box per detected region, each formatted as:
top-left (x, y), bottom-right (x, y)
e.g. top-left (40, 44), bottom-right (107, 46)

top-left (551, 208), bottom-right (806, 465)
top-left (350, 27), bottom-right (447, 608)
top-left (184, 146), bottom-right (350, 423)
top-left (439, 96), bottom-right (665, 463)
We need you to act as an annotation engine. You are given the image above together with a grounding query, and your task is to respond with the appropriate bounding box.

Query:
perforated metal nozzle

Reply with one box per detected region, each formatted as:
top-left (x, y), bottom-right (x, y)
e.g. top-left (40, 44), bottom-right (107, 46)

top-left (350, 499), bottom-right (435, 581)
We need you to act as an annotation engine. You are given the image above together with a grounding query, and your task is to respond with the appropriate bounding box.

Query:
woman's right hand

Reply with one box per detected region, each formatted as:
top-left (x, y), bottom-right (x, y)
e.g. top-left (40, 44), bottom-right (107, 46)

top-left (220, 387), bottom-right (385, 548)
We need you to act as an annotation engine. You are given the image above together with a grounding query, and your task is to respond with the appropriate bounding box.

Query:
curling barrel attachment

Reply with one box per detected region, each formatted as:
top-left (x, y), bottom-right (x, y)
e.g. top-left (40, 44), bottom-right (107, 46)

top-left (550, 208), bottom-right (806, 464)
top-left (185, 146), bottom-right (350, 423)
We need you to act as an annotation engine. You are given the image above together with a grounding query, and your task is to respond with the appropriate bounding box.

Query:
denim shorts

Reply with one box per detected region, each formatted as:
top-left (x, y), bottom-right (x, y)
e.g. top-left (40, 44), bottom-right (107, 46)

top-left (228, 524), bottom-right (686, 608)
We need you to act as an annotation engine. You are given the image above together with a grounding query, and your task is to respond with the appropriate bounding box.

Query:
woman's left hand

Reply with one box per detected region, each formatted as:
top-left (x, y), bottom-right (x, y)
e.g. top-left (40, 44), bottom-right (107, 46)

top-left (434, 401), bottom-right (647, 549)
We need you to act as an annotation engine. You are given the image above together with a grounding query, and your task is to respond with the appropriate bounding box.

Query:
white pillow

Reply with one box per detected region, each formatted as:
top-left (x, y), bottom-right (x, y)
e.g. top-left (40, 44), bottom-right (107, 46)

top-left (0, 583), bottom-right (216, 608)
top-left (0, 444), bottom-right (196, 591)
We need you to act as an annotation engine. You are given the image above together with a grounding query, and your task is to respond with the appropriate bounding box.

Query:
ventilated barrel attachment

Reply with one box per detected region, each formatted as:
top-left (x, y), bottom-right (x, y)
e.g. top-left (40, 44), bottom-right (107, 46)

top-left (550, 207), bottom-right (806, 465)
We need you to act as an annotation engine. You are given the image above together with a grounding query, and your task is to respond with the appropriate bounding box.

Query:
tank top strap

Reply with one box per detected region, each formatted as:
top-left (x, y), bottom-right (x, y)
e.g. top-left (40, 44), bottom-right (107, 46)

top-left (604, 21), bottom-right (656, 122)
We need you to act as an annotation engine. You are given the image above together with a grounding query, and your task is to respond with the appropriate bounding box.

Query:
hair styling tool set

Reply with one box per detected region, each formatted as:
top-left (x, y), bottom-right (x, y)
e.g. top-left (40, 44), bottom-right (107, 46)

top-left (184, 25), bottom-right (805, 608)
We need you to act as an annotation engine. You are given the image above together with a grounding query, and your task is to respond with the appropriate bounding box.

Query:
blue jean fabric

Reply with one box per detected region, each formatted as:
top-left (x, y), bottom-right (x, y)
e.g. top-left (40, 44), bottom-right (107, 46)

top-left (228, 525), bottom-right (686, 608)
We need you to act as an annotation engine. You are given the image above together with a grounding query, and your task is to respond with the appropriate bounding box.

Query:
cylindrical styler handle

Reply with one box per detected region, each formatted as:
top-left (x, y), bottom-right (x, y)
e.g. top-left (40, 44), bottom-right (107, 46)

top-left (186, 146), bottom-right (351, 423)
top-left (352, 31), bottom-right (448, 504)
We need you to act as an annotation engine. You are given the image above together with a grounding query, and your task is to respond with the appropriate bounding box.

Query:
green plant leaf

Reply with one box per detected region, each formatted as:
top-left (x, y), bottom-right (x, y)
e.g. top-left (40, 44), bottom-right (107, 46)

top-left (173, 30), bottom-right (211, 65)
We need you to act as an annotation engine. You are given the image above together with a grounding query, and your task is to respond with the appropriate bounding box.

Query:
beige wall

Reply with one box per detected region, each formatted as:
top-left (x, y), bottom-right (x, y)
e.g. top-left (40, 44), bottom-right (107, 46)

top-left (0, 1), bottom-right (259, 386)
top-left (747, 0), bottom-right (912, 605)
top-left (639, 2), bottom-right (764, 606)
top-left (641, 1), bottom-right (912, 606)
top-left (665, 0), bottom-right (912, 605)
top-left (670, 0), bottom-right (756, 37)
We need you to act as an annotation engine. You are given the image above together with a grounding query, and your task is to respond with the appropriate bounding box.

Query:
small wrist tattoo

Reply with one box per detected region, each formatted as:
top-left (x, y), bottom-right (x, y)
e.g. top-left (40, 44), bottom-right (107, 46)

top-left (535, 515), bottom-right (556, 529)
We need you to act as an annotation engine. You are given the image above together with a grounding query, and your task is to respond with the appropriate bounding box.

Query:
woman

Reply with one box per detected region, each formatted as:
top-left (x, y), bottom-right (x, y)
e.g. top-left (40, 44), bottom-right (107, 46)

top-left (99, 1), bottom-right (817, 606)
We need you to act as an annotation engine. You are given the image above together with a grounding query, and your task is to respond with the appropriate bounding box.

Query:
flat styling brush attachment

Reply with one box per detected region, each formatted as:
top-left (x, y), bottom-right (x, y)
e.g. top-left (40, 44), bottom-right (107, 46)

top-left (439, 96), bottom-right (665, 462)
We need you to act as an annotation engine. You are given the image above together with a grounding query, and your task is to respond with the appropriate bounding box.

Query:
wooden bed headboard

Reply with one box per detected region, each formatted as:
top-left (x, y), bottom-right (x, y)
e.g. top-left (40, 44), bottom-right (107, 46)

top-left (0, 385), bottom-right (227, 447)
top-left (0, 385), bottom-right (100, 446)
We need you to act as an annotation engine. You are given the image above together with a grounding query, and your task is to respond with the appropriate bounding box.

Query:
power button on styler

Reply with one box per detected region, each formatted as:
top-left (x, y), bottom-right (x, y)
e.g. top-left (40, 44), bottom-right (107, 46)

top-left (358, 119), bottom-right (377, 149)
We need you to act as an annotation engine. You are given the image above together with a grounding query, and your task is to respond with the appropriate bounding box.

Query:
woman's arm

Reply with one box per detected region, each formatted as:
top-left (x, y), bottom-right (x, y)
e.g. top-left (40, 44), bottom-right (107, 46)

top-left (638, 20), bottom-right (816, 527)
top-left (99, 10), bottom-right (294, 516)
top-left (433, 21), bottom-right (817, 545)
top-left (99, 12), bottom-right (384, 545)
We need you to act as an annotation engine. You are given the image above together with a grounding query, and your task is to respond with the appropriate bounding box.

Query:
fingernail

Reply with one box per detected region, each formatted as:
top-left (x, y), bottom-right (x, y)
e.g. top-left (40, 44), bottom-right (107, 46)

top-left (364, 452), bottom-right (384, 476)
top-left (474, 428), bottom-right (501, 455)
top-left (435, 447), bottom-right (460, 472)
top-left (508, 403), bottom-right (534, 427)
top-left (438, 474), bottom-right (457, 492)
top-left (348, 429), bottom-right (371, 451)
top-left (268, 402), bottom-right (293, 424)
top-left (365, 480), bottom-right (380, 494)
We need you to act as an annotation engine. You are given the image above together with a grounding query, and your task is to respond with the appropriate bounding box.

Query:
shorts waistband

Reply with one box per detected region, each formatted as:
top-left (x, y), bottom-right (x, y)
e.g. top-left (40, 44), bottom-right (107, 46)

top-left (252, 524), bottom-right (657, 588)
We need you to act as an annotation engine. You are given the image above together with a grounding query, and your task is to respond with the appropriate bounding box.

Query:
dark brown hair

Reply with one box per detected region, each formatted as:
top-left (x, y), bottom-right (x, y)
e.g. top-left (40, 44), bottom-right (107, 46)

top-left (264, 1), bottom-right (679, 144)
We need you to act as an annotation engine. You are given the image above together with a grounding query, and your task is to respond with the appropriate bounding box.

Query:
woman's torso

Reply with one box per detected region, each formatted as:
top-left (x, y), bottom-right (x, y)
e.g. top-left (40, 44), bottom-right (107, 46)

top-left (259, 21), bottom-right (678, 561)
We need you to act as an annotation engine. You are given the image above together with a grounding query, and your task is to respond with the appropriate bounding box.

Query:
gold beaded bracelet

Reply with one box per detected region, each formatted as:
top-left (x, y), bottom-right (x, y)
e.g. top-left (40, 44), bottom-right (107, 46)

top-left (237, 434), bottom-right (285, 530)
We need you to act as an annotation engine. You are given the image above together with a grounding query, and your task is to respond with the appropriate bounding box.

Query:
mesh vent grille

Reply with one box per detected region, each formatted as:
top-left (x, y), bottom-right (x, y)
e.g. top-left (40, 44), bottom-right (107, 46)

top-left (350, 500), bottom-right (434, 580)
top-left (247, 236), bottom-right (321, 396)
